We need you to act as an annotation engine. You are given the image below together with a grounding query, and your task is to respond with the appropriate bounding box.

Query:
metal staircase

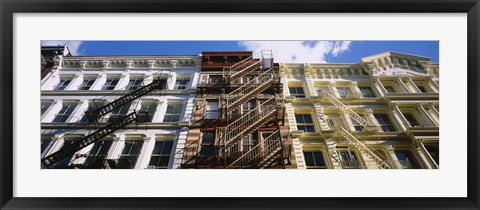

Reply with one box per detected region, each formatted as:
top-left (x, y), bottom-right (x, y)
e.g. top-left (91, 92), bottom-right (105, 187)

top-left (41, 112), bottom-right (137, 168)
top-left (222, 67), bottom-right (278, 113)
top-left (320, 92), bottom-right (392, 169)
top-left (336, 127), bottom-right (392, 169)
top-left (42, 78), bottom-right (168, 169)
top-left (226, 129), bottom-right (290, 169)
top-left (85, 79), bottom-right (167, 122)
top-left (217, 97), bottom-right (278, 150)
top-left (321, 92), bottom-right (376, 130)
top-left (223, 56), bottom-right (261, 83)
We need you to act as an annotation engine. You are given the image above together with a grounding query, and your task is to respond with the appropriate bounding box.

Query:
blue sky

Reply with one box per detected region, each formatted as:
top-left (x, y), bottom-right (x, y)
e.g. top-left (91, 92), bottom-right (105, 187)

top-left (41, 41), bottom-right (439, 63)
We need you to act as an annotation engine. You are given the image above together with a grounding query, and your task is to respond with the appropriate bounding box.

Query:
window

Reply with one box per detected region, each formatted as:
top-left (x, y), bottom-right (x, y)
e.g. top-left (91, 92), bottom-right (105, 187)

top-left (304, 151), bottom-right (327, 169)
top-left (402, 112), bottom-right (421, 127)
top-left (317, 86), bottom-right (330, 96)
top-left (289, 87), bottom-right (305, 98)
top-left (52, 103), bottom-right (76, 123)
top-left (102, 78), bottom-right (119, 90)
top-left (337, 87), bottom-right (351, 99)
top-left (51, 138), bottom-right (77, 169)
top-left (295, 114), bottom-right (315, 133)
top-left (127, 78), bottom-right (143, 91)
top-left (41, 138), bottom-right (53, 157)
top-left (210, 76), bottom-right (223, 84)
top-left (41, 101), bottom-right (52, 116)
top-left (148, 141), bottom-right (173, 169)
top-left (205, 101), bottom-right (219, 119)
top-left (417, 86), bottom-right (428, 93)
top-left (326, 113), bottom-right (344, 128)
top-left (242, 132), bottom-right (258, 152)
top-left (78, 78), bottom-right (96, 90)
top-left (54, 78), bottom-right (72, 90)
top-left (359, 86), bottom-right (376, 98)
top-left (163, 103), bottom-right (183, 122)
top-left (174, 79), bottom-right (190, 90)
top-left (117, 140), bottom-right (144, 169)
top-left (395, 150), bottom-right (420, 169)
top-left (242, 100), bottom-right (256, 114)
top-left (424, 145), bottom-right (439, 165)
top-left (85, 140), bottom-right (113, 166)
top-left (137, 103), bottom-right (158, 123)
top-left (79, 101), bottom-right (105, 123)
top-left (242, 76), bottom-right (254, 84)
top-left (108, 104), bottom-right (130, 123)
top-left (351, 116), bottom-right (364, 131)
top-left (200, 132), bottom-right (215, 156)
top-left (384, 86), bottom-right (395, 93)
top-left (374, 114), bottom-right (396, 132)
top-left (339, 150), bottom-right (361, 169)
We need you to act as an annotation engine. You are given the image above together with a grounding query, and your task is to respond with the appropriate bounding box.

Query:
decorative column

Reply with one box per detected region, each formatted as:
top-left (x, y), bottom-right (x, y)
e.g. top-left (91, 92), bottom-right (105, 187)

top-left (395, 77), bottom-right (410, 93)
top-left (329, 81), bottom-right (341, 98)
top-left (405, 77), bottom-right (422, 93)
top-left (427, 77), bottom-right (439, 92)
top-left (373, 77), bottom-right (387, 97)
top-left (391, 103), bottom-right (410, 131)
top-left (416, 103), bottom-right (438, 126)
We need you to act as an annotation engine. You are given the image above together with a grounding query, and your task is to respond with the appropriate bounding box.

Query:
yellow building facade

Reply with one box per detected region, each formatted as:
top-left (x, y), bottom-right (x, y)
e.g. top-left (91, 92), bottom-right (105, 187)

top-left (282, 52), bottom-right (439, 169)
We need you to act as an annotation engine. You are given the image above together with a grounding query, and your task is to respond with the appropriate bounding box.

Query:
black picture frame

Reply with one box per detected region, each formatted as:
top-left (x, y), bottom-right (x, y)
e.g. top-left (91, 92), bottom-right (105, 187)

top-left (1, 0), bottom-right (479, 209)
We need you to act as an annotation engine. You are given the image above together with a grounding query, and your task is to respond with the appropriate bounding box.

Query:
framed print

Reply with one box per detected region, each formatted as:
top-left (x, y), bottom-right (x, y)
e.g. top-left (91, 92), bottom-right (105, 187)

top-left (1, 0), bottom-right (479, 209)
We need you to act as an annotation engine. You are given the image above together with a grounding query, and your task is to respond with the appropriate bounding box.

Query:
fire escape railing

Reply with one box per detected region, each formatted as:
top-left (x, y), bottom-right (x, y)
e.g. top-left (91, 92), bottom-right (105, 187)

top-left (223, 67), bottom-right (277, 112)
top-left (223, 56), bottom-right (261, 82)
top-left (335, 126), bottom-right (392, 169)
top-left (86, 79), bottom-right (167, 122)
top-left (318, 92), bottom-right (392, 169)
top-left (41, 112), bottom-right (137, 168)
top-left (226, 129), bottom-right (284, 168)
top-left (42, 77), bottom-right (168, 168)
top-left (218, 97), bottom-right (277, 149)
top-left (321, 92), bottom-right (374, 128)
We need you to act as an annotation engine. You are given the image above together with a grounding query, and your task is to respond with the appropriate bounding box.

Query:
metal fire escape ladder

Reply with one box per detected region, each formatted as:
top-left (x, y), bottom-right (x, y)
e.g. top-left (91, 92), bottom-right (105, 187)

top-left (41, 112), bottom-right (137, 168)
top-left (219, 97), bottom-right (278, 148)
top-left (335, 126), bottom-right (392, 169)
top-left (320, 92), bottom-right (392, 169)
top-left (223, 56), bottom-right (261, 83)
top-left (226, 129), bottom-right (284, 168)
top-left (86, 79), bottom-right (167, 122)
top-left (224, 68), bottom-right (277, 112)
top-left (321, 92), bottom-right (374, 129)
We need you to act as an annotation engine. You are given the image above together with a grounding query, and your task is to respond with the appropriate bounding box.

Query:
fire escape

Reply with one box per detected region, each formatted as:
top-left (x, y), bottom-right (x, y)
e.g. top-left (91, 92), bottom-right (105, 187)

top-left (183, 52), bottom-right (292, 168)
top-left (41, 78), bottom-right (167, 169)
top-left (320, 92), bottom-right (392, 169)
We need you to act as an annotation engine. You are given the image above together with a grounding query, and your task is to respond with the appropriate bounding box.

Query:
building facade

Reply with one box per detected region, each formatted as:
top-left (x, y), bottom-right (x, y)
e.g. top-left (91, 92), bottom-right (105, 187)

top-left (40, 54), bottom-right (201, 169)
top-left (282, 52), bottom-right (439, 169)
top-left (40, 49), bottom-right (439, 170)
top-left (182, 51), bottom-right (293, 169)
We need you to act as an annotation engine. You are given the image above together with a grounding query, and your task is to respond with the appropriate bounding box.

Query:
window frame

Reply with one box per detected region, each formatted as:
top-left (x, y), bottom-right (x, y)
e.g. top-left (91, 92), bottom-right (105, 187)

top-left (374, 113), bottom-right (397, 132)
top-left (174, 78), bottom-right (190, 90)
top-left (102, 78), bottom-right (119, 90)
top-left (303, 151), bottom-right (328, 169)
top-left (289, 86), bottom-right (306, 98)
top-left (148, 140), bottom-right (174, 169)
top-left (295, 114), bottom-right (315, 133)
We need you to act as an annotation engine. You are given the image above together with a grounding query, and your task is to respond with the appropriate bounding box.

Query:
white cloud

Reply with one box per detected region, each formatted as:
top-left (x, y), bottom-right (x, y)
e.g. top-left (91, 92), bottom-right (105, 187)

top-left (238, 41), bottom-right (351, 63)
top-left (40, 41), bottom-right (85, 56)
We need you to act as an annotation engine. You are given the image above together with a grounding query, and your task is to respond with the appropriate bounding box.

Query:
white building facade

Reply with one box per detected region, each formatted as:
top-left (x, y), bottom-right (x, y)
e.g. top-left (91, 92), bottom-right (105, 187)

top-left (41, 55), bottom-right (201, 169)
